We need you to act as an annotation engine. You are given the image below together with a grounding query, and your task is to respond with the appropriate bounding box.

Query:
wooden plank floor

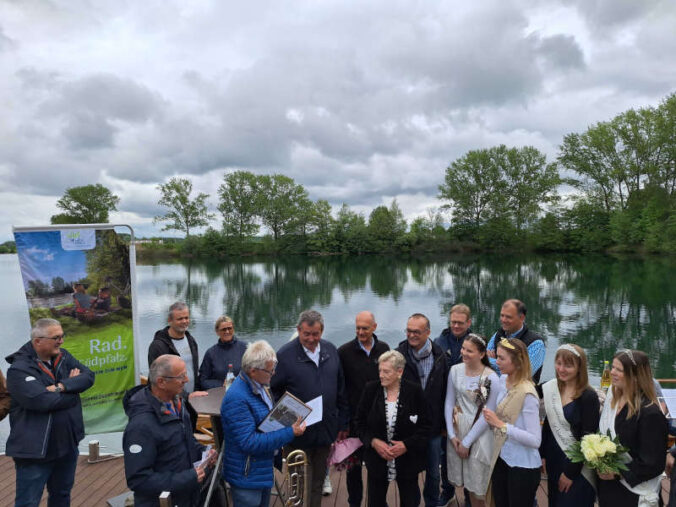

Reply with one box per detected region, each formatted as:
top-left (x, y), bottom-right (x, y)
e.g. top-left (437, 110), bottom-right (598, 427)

top-left (0, 455), bottom-right (670, 506)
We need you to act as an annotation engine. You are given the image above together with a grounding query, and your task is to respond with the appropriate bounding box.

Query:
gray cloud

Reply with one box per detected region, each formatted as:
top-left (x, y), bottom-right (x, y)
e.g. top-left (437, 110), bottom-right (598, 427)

top-left (0, 0), bottom-right (674, 240)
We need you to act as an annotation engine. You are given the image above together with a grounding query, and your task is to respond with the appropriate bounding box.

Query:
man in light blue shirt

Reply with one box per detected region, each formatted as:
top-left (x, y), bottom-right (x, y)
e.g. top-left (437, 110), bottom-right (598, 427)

top-left (486, 299), bottom-right (546, 383)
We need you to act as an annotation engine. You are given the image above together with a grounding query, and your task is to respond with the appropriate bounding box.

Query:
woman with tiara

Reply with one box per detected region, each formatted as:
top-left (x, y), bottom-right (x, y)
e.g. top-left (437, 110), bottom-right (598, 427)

top-left (540, 344), bottom-right (599, 507)
top-left (597, 349), bottom-right (667, 507)
top-left (444, 333), bottom-right (501, 507)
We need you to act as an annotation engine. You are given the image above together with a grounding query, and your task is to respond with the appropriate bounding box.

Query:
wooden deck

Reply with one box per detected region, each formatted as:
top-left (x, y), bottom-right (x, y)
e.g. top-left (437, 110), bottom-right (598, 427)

top-left (0, 455), bottom-right (670, 506)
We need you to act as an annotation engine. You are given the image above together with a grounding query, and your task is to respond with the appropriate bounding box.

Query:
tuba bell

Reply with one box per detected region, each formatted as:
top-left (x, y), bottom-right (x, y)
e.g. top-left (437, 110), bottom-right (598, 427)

top-left (285, 449), bottom-right (308, 506)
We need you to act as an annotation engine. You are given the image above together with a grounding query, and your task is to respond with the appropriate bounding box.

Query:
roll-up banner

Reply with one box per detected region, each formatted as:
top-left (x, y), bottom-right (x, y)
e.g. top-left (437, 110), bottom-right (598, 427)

top-left (12, 225), bottom-right (139, 434)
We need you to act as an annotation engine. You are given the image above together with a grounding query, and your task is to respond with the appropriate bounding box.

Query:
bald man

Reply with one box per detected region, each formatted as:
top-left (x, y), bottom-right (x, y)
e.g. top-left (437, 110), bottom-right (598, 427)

top-left (338, 311), bottom-right (390, 507)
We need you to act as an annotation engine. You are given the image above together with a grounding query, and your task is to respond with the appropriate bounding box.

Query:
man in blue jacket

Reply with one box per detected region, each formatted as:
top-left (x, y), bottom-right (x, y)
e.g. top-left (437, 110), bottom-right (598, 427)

top-left (221, 340), bottom-right (305, 506)
top-left (123, 355), bottom-right (216, 507)
top-left (5, 318), bottom-right (95, 507)
top-left (271, 310), bottom-right (349, 507)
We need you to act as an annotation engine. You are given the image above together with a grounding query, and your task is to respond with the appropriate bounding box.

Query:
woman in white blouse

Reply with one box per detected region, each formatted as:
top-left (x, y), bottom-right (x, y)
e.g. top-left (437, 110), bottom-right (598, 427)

top-left (483, 338), bottom-right (541, 507)
top-left (445, 334), bottom-right (502, 507)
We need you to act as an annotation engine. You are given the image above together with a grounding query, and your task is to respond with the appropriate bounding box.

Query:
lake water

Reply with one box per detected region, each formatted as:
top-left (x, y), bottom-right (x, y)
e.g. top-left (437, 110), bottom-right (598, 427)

top-left (1, 253), bottom-right (675, 453)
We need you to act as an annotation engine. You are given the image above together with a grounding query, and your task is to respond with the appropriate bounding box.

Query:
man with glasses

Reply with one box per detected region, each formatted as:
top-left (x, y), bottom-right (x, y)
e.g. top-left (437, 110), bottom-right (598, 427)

top-left (5, 318), bottom-right (95, 506)
top-left (271, 309), bottom-right (349, 507)
top-left (221, 340), bottom-right (306, 506)
top-left (123, 354), bottom-right (216, 507)
top-left (396, 313), bottom-right (450, 507)
top-left (199, 315), bottom-right (247, 389)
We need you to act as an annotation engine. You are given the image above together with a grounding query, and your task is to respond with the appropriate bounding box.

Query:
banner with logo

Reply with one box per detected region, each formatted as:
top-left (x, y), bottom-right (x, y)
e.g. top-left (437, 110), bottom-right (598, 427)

top-left (13, 227), bottom-right (136, 434)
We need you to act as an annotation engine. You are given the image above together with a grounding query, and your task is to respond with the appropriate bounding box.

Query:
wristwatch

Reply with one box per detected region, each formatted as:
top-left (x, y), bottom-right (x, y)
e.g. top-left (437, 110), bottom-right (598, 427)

top-left (54, 385), bottom-right (63, 393)
top-left (499, 424), bottom-right (508, 436)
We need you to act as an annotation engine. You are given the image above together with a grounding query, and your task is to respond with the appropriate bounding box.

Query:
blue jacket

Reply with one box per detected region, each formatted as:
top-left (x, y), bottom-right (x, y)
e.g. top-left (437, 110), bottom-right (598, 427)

top-left (198, 337), bottom-right (248, 389)
top-left (271, 338), bottom-right (349, 448)
top-left (5, 341), bottom-right (94, 459)
top-left (221, 372), bottom-right (294, 488)
top-left (122, 385), bottom-right (205, 507)
top-left (434, 328), bottom-right (471, 368)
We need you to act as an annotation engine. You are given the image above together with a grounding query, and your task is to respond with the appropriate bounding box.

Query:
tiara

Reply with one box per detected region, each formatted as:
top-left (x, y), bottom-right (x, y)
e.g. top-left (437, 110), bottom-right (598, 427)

top-left (619, 349), bottom-right (636, 366)
top-left (499, 338), bottom-right (515, 350)
top-left (468, 334), bottom-right (486, 347)
top-left (556, 344), bottom-right (580, 357)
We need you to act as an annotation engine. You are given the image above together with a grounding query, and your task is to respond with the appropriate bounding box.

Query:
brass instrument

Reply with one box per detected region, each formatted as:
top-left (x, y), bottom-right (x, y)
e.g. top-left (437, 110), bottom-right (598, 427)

top-left (285, 449), bottom-right (308, 506)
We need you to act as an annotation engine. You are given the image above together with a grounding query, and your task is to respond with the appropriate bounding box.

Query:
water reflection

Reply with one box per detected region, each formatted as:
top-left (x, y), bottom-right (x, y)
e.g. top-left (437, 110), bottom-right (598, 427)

top-left (153, 254), bottom-right (675, 379)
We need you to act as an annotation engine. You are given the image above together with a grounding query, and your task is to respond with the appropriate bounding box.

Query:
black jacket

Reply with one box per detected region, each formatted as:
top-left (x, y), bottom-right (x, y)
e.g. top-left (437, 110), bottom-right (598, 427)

top-left (396, 339), bottom-right (449, 435)
top-left (5, 341), bottom-right (94, 459)
top-left (270, 338), bottom-right (349, 449)
top-left (198, 337), bottom-right (247, 389)
top-left (122, 385), bottom-right (205, 507)
top-left (614, 399), bottom-right (668, 487)
top-left (490, 325), bottom-right (544, 383)
top-left (356, 379), bottom-right (431, 479)
top-left (148, 327), bottom-right (200, 391)
top-left (338, 335), bottom-right (390, 433)
top-left (540, 387), bottom-right (600, 479)
top-left (434, 328), bottom-right (471, 368)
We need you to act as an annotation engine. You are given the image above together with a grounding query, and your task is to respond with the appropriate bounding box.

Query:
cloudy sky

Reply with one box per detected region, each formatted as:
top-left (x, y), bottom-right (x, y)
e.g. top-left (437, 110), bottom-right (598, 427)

top-left (1, 0), bottom-right (674, 241)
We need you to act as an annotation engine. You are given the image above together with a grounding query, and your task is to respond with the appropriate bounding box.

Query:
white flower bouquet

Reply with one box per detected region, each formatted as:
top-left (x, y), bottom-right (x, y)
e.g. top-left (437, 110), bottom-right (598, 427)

top-left (565, 432), bottom-right (629, 475)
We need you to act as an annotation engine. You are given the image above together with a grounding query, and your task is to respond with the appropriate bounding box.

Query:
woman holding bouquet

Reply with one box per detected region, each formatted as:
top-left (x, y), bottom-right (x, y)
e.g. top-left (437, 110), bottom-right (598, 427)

top-left (444, 334), bottom-right (501, 507)
top-left (540, 344), bottom-right (599, 507)
top-left (597, 349), bottom-right (667, 507)
top-left (482, 338), bottom-right (541, 507)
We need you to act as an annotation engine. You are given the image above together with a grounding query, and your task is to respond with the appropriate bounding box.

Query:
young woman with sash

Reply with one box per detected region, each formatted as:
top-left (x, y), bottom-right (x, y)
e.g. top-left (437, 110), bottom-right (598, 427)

top-left (597, 349), bottom-right (667, 507)
top-left (444, 333), bottom-right (501, 507)
top-left (540, 344), bottom-right (599, 507)
top-left (482, 338), bottom-right (541, 507)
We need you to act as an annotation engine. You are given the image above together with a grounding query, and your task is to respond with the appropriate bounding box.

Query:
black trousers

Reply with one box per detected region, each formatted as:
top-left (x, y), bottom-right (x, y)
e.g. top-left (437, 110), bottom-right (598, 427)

top-left (367, 471), bottom-right (420, 507)
top-left (346, 459), bottom-right (364, 506)
top-left (491, 457), bottom-right (540, 507)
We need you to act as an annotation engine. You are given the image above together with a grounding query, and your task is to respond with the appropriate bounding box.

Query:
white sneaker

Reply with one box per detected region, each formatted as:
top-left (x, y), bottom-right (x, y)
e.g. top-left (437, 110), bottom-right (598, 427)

top-left (322, 474), bottom-right (333, 496)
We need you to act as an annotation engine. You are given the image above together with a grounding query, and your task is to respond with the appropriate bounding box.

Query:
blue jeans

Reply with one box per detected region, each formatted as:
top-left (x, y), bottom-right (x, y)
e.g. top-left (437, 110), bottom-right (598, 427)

top-left (230, 486), bottom-right (271, 507)
top-left (423, 435), bottom-right (446, 507)
top-left (14, 449), bottom-right (78, 507)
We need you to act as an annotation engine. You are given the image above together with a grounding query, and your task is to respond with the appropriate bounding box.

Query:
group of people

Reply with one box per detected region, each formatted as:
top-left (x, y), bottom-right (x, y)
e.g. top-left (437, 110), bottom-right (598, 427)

top-left (1, 298), bottom-right (673, 507)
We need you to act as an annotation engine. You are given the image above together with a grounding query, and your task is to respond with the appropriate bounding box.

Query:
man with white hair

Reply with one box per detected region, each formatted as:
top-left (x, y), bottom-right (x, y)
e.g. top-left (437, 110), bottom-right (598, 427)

top-left (123, 355), bottom-right (216, 507)
top-left (221, 340), bottom-right (306, 506)
top-left (5, 318), bottom-right (95, 506)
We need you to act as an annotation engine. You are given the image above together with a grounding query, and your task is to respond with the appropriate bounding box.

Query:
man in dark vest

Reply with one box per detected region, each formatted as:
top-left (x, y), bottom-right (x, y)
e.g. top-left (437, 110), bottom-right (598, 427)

top-left (486, 299), bottom-right (545, 383)
top-left (338, 311), bottom-right (390, 507)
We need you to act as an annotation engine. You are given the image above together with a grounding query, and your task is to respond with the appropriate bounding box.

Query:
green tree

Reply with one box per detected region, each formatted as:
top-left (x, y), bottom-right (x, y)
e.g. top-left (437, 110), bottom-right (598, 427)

top-left (367, 199), bottom-right (407, 251)
top-left (504, 146), bottom-right (560, 231)
top-left (257, 174), bottom-right (308, 240)
top-left (331, 204), bottom-right (368, 254)
top-left (154, 177), bottom-right (214, 238)
top-left (217, 171), bottom-right (261, 238)
top-left (438, 146), bottom-right (509, 226)
top-left (50, 184), bottom-right (120, 224)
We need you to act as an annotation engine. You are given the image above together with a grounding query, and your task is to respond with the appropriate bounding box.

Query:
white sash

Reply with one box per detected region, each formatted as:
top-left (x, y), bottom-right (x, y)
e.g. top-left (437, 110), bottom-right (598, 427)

top-left (542, 379), bottom-right (596, 490)
top-left (598, 389), bottom-right (662, 507)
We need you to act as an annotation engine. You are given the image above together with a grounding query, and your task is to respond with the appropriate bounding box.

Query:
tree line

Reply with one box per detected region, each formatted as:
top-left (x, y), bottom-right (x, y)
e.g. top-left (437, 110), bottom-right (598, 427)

top-left (46, 92), bottom-right (676, 257)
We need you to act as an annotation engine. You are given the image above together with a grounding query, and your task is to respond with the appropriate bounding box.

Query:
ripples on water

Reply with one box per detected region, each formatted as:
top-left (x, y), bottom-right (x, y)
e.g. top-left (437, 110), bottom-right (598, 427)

top-left (1, 253), bottom-right (675, 453)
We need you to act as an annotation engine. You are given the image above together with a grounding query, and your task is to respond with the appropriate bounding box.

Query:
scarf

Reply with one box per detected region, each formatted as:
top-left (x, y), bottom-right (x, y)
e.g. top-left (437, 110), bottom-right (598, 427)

top-left (409, 339), bottom-right (434, 389)
top-left (542, 379), bottom-right (596, 490)
top-left (599, 389), bottom-right (663, 507)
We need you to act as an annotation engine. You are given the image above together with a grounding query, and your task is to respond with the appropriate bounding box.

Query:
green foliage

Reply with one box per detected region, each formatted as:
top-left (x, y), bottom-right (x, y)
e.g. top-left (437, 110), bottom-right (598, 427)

top-left (50, 184), bottom-right (120, 224)
top-left (367, 199), bottom-right (407, 252)
top-left (218, 171), bottom-right (261, 238)
top-left (257, 174), bottom-right (309, 240)
top-left (85, 230), bottom-right (131, 296)
top-left (0, 241), bottom-right (17, 254)
top-left (154, 177), bottom-right (214, 237)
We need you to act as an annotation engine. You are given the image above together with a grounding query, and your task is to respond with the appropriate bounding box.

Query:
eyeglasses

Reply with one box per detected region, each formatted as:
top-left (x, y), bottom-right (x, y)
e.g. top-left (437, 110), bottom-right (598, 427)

top-left (218, 327), bottom-right (234, 332)
top-left (41, 333), bottom-right (66, 341)
top-left (162, 372), bottom-right (188, 380)
top-left (255, 367), bottom-right (276, 376)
